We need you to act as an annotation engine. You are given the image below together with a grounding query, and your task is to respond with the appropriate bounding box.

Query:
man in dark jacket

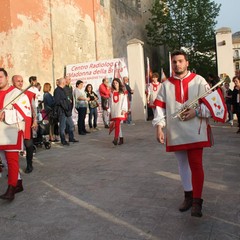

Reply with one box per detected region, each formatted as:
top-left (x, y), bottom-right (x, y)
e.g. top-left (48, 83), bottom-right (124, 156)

top-left (64, 76), bottom-right (78, 143)
top-left (54, 78), bottom-right (77, 145)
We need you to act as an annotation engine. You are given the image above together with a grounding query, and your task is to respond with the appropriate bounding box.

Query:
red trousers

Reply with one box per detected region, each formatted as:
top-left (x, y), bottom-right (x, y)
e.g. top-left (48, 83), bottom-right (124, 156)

top-left (5, 151), bottom-right (19, 187)
top-left (187, 148), bottom-right (204, 198)
top-left (114, 119), bottom-right (121, 138)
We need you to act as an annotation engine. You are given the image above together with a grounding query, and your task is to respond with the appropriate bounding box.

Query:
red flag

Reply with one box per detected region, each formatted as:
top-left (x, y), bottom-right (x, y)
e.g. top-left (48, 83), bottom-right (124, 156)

top-left (13, 93), bottom-right (32, 139)
top-left (114, 61), bottom-right (122, 80)
top-left (201, 88), bottom-right (227, 123)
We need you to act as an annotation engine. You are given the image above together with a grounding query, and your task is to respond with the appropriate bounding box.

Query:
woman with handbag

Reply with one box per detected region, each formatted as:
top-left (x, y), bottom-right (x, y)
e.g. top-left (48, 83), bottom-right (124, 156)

top-left (85, 84), bottom-right (99, 131)
top-left (109, 78), bottom-right (128, 145)
top-left (43, 82), bottom-right (58, 142)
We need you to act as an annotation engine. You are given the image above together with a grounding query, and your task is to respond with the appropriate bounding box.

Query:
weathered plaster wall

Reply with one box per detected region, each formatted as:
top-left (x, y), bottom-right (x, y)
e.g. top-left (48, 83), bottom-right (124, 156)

top-left (110, 0), bottom-right (144, 59)
top-left (0, 0), bottom-right (148, 88)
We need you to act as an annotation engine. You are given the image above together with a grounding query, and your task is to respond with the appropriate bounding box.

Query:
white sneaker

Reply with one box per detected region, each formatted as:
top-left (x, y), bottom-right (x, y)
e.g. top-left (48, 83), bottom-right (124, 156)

top-left (229, 120), bottom-right (233, 126)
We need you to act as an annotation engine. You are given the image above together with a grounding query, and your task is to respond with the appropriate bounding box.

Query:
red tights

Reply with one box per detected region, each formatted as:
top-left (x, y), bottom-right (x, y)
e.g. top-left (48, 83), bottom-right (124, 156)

top-left (187, 148), bottom-right (204, 198)
top-left (5, 151), bottom-right (19, 187)
top-left (114, 119), bottom-right (121, 138)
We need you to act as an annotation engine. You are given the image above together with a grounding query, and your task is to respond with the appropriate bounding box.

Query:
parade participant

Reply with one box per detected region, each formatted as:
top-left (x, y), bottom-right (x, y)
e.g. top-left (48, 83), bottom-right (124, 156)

top-left (123, 76), bottom-right (134, 125)
top-left (109, 78), bottom-right (128, 145)
top-left (0, 68), bottom-right (31, 200)
top-left (12, 75), bottom-right (37, 173)
top-left (28, 76), bottom-right (41, 109)
top-left (147, 72), bottom-right (161, 119)
top-left (99, 78), bottom-right (111, 128)
top-left (152, 50), bottom-right (212, 217)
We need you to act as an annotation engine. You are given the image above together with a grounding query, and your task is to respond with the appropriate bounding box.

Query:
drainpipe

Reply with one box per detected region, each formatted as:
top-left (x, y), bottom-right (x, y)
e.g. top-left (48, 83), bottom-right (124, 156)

top-left (92, 0), bottom-right (98, 60)
top-left (49, 0), bottom-right (55, 89)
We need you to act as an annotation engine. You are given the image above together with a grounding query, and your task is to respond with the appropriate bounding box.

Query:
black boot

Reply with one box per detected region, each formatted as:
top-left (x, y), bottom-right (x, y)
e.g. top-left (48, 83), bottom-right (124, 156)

top-left (179, 191), bottom-right (193, 212)
top-left (118, 137), bottom-right (124, 145)
top-left (112, 138), bottom-right (118, 145)
top-left (25, 165), bottom-right (33, 173)
top-left (0, 185), bottom-right (16, 201)
top-left (191, 198), bottom-right (203, 217)
top-left (15, 179), bottom-right (24, 194)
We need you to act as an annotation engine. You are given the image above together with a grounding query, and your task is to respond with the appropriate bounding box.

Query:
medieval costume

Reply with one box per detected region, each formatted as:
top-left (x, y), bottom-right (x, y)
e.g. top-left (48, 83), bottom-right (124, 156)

top-left (0, 86), bottom-right (31, 200)
top-left (109, 88), bottom-right (128, 145)
top-left (153, 72), bottom-right (212, 217)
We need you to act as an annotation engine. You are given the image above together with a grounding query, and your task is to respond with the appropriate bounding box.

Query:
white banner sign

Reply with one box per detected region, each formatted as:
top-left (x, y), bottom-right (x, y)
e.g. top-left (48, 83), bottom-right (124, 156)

top-left (65, 58), bottom-right (128, 125)
top-left (66, 58), bottom-right (128, 89)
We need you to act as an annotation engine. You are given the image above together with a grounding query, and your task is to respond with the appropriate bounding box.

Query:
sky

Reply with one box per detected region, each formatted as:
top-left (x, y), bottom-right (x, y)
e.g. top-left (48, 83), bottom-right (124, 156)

top-left (213, 0), bottom-right (240, 33)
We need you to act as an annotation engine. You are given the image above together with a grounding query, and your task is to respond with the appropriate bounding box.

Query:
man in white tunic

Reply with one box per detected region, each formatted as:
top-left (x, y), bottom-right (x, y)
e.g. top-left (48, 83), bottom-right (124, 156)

top-left (153, 50), bottom-right (212, 217)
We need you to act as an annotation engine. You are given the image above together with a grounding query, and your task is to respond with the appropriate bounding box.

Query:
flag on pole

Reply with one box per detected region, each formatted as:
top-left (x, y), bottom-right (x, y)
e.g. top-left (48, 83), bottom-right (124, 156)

top-left (145, 57), bottom-right (153, 85)
top-left (146, 57), bottom-right (150, 85)
top-left (161, 68), bottom-right (167, 82)
top-left (201, 88), bottom-right (227, 123)
top-left (169, 52), bottom-right (172, 77)
top-left (13, 93), bottom-right (32, 139)
top-left (114, 61), bottom-right (122, 80)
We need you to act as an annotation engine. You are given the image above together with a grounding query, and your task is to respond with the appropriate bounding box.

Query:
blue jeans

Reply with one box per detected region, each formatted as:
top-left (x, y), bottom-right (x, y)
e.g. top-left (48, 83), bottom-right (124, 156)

top-left (66, 116), bottom-right (75, 141)
top-left (59, 114), bottom-right (67, 143)
top-left (89, 108), bottom-right (98, 128)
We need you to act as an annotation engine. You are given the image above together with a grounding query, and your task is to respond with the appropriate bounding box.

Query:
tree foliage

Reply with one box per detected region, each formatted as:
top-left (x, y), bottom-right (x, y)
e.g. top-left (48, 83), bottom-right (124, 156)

top-left (146, 0), bottom-right (221, 77)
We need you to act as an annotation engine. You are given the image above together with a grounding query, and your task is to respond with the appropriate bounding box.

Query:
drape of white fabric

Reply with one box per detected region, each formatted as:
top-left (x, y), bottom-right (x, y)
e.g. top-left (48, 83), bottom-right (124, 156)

top-left (152, 106), bottom-right (166, 128)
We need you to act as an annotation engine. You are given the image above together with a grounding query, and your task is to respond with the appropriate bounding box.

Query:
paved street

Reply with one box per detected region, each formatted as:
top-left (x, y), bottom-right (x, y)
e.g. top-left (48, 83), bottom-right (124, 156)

top-left (0, 120), bottom-right (240, 240)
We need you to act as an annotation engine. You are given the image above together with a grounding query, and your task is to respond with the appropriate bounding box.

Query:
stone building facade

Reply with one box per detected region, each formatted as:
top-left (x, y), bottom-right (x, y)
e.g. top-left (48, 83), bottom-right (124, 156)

top-left (0, 0), bottom-right (153, 88)
top-left (215, 27), bottom-right (240, 85)
top-left (233, 31), bottom-right (240, 77)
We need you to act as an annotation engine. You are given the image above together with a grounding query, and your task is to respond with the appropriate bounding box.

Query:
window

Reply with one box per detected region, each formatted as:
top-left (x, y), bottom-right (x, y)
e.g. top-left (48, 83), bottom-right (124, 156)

top-left (236, 62), bottom-right (239, 70)
top-left (235, 50), bottom-right (239, 58)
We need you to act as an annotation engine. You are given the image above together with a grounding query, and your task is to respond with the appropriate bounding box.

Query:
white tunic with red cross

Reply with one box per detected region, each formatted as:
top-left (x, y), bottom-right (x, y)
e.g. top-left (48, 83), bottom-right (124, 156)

top-left (153, 72), bottom-right (212, 152)
top-left (0, 86), bottom-right (32, 150)
top-left (148, 82), bottom-right (161, 108)
top-left (109, 91), bottom-right (128, 121)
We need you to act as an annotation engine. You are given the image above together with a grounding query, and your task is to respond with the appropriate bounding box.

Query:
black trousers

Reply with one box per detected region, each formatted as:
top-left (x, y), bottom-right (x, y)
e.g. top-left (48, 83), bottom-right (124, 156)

top-left (77, 107), bottom-right (87, 133)
top-left (24, 138), bottom-right (34, 168)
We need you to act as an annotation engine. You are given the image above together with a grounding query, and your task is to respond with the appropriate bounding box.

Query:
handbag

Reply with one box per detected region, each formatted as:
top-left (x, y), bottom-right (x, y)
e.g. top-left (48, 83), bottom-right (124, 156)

top-left (89, 100), bottom-right (99, 109)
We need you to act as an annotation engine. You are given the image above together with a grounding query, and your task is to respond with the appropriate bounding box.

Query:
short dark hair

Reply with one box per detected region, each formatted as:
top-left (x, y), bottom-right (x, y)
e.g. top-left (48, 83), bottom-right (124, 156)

top-left (152, 72), bottom-right (159, 78)
top-left (0, 68), bottom-right (8, 77)
top-left (171, 50), bottom-right (188, 61)
top-left (76, 80), bottom-right (83, 87)
top-left (29, 76), bottom-right (37, 83)
top-left (233, 75), bottom-right (240, 81)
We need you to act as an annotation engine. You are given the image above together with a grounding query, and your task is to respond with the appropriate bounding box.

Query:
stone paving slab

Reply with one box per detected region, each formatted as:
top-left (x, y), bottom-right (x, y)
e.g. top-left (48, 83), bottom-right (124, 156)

top-left (0, 120), bottom-right (240, 240)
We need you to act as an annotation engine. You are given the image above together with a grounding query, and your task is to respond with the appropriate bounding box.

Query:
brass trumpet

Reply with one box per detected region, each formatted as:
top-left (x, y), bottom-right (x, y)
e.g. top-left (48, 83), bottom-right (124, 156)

top-left (171, 78), bottom-right (226, 120)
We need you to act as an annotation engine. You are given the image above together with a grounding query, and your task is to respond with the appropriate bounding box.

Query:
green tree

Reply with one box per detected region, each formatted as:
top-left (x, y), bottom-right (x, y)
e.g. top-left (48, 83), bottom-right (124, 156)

top-left (146, 0), bottom-right (221, 78)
